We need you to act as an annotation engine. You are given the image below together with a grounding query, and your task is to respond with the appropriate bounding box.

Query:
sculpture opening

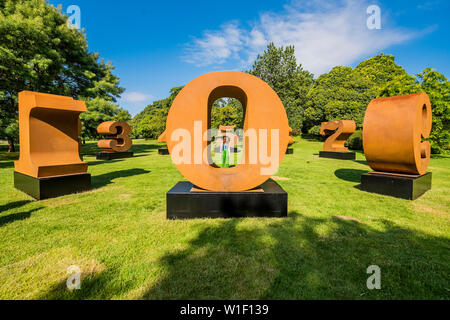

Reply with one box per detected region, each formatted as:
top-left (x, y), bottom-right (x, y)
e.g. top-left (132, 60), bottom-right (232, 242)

top-left (208, 89), bottom-right (245, 168)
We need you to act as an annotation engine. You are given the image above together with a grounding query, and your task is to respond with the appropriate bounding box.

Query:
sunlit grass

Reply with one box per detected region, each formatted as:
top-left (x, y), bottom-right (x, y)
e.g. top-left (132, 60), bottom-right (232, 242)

top-left (0, 138), bottom-right (449, 299)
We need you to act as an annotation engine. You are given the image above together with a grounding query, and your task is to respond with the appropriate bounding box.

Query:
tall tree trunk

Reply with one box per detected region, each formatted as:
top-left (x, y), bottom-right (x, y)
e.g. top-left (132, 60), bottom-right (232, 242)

top-left (7, 138), bottom-right (15, 153)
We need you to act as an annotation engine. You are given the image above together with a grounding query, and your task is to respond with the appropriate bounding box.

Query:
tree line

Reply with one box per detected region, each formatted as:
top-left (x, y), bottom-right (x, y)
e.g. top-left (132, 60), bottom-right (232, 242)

top-left (134, 44), bottom-right (449, 153)
top-left (1, 0), bottom-right (448, 153)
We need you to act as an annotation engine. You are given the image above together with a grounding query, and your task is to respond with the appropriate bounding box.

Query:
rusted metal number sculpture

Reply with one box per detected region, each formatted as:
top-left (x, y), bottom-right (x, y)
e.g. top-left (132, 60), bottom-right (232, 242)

top-left (97, 121), bottom-right (132, 153)
top-left (14, 91), bottom-right (88, 178)
top-left (320, 120), bottom-right (356, 153)
top-left (363, 92), bottom-right (432, 175)
top-left (159, 71), bottom-right (292, 192)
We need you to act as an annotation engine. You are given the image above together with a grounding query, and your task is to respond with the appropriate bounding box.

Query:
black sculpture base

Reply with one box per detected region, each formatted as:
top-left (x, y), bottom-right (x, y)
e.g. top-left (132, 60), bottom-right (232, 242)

top-left (167, 179), bottom-right (287, 219)
top-left (361, 172), bottom-right (432, 200)
top-left (158, 148), bottom-right (169, 155)
top-left (14, 171), bottom-right (91, 200)
top-left (319, 151), bottom-right (356, 160)
top-left (96, 151), bottom-right (133, 160)
top-left (286, 148), bottom-right (294, 155)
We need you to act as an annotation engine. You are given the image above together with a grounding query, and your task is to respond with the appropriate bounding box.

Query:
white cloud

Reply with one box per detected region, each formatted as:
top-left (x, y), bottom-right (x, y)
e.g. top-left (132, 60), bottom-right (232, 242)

top-left (183, 22), bottom-right (246, 66)
top-left (183, 0), bottom-right (423, 76)
top-left (121, 91), bottom-right (153, 104)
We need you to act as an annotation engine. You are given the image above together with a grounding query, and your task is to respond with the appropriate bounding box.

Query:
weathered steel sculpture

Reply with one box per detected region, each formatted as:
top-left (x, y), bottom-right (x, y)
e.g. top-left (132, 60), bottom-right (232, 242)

top-left (161, 71), bottom-right (291, 218)
top-left (361, 92), bottom-right (433, 199)
top-left (363, 93), bottom-right (432, 175)
top-left (320, 120), bottom-right (356, 153)
top-left (96, 121), bottom-right (133, 160)
top-left (159, 71), bottom-right (292, 192)
top-left (14, 91), bottom-right (91, 199)
top-left (15, 91), bottom-right (88, 178)
top-left (97, 121), bottom-right (132, 152)
top-left (319, 120), bottom-right (356, 159)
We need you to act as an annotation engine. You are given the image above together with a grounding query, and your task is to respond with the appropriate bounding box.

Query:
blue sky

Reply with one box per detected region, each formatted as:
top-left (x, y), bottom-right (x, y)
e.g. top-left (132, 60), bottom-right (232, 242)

top-left (49, 0), bottom-right (449, 115)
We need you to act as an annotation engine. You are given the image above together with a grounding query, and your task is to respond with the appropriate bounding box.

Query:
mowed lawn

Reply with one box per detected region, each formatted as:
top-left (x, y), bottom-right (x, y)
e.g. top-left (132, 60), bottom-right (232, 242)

top-left (0, 138), bottom-right (449, 300)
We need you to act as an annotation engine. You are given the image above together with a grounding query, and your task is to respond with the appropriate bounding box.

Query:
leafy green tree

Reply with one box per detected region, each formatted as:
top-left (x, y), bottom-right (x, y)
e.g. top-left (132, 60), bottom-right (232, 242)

top-left (0, 0), bottom-right (123, 151)
top-left (135, 111), bottom-right (167, 140)
top-left (0, 116), bottom-right (18, 151)
top-left (379, 68), bottom-right (450, 153)
top-left (210, 98), bottom-right (243, 129)
top-left (114, 109), bottom-right (132, 122)
top-left (79, 98), bottom-right (127, 143)
top-left (304, 54), bottom-right (408, 134)
top-left (132, 87), bottom-right (183, 139)
top-left (248, 43), bottom-right (314, 135)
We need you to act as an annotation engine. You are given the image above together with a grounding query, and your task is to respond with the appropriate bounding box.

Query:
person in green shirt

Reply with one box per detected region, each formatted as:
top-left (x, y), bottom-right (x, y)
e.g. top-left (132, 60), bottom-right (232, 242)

top-left (221, 136), bottom-right (230, 168)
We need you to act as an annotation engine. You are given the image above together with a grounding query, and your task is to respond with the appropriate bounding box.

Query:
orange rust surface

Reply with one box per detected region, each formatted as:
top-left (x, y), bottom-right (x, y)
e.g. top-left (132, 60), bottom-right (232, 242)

top-left (288, 127), bottom-right (294, 146)
top-left (219, 125), bottom-right (236, 131)
top-left (320, 120), bottom-right (356, 152)
top-left (97, 121), bottom-right (132, 152)
top-left (159, 71), bottom-right (291, 192)
top-left (14, 91), bottom-right (88, 178)
top-left (363, 92), bottom-right (432, 175)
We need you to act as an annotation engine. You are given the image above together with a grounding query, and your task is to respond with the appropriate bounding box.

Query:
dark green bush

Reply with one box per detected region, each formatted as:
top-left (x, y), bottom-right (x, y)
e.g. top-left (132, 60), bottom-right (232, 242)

top-left (308, 125), bottom-right (321, 136)
top-left (347, 130), bottom-right (363, 150)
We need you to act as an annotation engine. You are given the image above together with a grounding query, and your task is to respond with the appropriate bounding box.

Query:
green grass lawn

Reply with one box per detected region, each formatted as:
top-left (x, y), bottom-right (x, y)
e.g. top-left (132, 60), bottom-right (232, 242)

top-left (0, 138), bottom-right (449, 300)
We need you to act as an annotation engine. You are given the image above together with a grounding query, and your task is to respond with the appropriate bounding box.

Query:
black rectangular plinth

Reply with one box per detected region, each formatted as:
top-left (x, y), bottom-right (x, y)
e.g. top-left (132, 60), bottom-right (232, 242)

top-left (286, 148), bottom-right (294, 154)
top-left (319, 151), bottom-right (355, 160)
top-left (158, 148), bottom-right (169, 155)
top-left (14, 171), bottom-right (91, 200)
top-left (167, 180), bottom-right (287, 219)
top-left (96, 151), bottom-right (133, 160)
top-left (361, 172), bottom-right (432, 200)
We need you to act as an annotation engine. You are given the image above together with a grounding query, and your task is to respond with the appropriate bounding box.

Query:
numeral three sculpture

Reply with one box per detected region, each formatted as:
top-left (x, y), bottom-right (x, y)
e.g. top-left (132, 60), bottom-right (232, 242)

top-left (96, 121), bottom-right (133, 160)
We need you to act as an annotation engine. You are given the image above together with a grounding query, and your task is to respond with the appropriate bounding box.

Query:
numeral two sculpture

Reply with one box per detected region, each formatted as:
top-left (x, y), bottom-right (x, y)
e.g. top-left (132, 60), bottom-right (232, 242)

top-left (319, 120), bottom-right (356, 160)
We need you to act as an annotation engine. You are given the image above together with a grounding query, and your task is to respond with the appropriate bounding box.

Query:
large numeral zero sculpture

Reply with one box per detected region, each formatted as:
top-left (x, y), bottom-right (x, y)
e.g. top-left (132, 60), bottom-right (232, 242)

top-left (361, 92), bottom-right (432, 199)
top-left (161, 71), bottom-right (291, 219)
top-left (159, 71), bottom-right (292, 192)
top-left (14, 91), bottom-right (91, 200)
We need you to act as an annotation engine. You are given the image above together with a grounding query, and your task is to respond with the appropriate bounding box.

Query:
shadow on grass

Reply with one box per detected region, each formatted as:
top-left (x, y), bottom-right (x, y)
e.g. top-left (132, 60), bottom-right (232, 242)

top-left (81, 142), bottom-right (160, 157)
top-left (0, 200), bottom-right (32, 213)
top-left (0, 151), bottom-right (19, 162)
top-left (353, 160), bottom-right (369, 166)
top-left (334, 169), bottom-right (369, 183)
top-left (38, 268), bottom-right (135, 300)
top-left (91, 168), bottom-right (150, 189)
top-left (137, 212), bottom-right (449, 300)
top-left (0, 207), bottom-right (42, 227)
top-left (431, 154), bottom-right (450, 159)
top-left (34, 212), bottom-right (450, 300)
top-left (87, 160), bottom-right (122, 166)
top-left (301, 134), bottom-right (325, 142)
top-left (0, 161), bottom-right (14, 169)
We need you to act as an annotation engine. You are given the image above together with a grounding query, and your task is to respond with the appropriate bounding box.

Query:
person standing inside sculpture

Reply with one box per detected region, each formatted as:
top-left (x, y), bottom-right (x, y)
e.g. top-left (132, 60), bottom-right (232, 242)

top-left (221, 136), bottom-right (230, 168)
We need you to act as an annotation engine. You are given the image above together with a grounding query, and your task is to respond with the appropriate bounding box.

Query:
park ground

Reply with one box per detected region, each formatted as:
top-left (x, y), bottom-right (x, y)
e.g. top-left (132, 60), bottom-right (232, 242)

top-left (0, 138), bottom-right (449, 299)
